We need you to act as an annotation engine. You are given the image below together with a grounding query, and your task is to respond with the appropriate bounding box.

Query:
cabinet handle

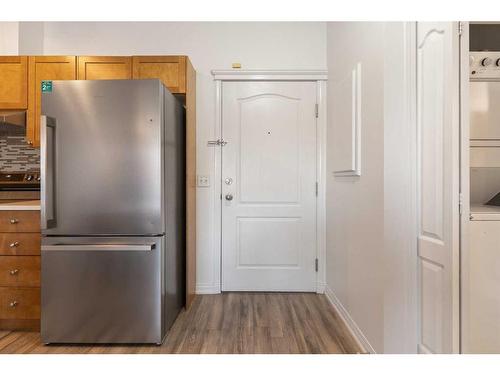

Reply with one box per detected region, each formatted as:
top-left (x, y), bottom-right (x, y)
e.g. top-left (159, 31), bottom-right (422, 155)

top-left (9, 301), bottom-right (18, 308)
top-left (9, 218), bottom-right (19, 224)
top-left (9, 269), bottom-right (19, 275)
top-left (9, 241), bottom-right (20, 248)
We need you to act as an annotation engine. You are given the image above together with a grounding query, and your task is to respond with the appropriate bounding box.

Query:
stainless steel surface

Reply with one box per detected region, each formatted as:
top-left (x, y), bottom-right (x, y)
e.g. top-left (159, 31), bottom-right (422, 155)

top-left (41, 80), bottom-right (163, 236)
top-left (225, 194), bottom-right (233, 201)
top-left (0, 110), bottom-right (26, 136)
top-left (0, 172), bottom-right (40, 191)
top-left (41, 80), bottom-right (185, 344)
top-left (41, 236), bottom-right (164, 344)
top-left (41, 243), bottom-right (155, 251)
top-left (40, 116), bottom-right (56, 230)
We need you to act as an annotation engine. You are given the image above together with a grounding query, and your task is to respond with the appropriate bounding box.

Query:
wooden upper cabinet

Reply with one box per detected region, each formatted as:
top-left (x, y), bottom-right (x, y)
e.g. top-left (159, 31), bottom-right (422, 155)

top-left (132, 56), bottom-right (187, 93)
top-left (0, 56), bottom-right (28, 109)
top-left (77, 56), bottom-right (132, 80)
top-left (27, 56), bottom-right (76, 147)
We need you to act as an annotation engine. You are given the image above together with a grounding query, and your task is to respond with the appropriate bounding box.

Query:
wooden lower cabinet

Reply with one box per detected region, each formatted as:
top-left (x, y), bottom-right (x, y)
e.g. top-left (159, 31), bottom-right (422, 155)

top-left (0, 233), bottom-right (40, 256)
top-left (0, 210), bottom-right (41, 331)
top-left (0, 211), bottom-right (40, 233)
top-left (0, 257), bottom-right (40, 287)
top-left (0, 287), bottom-right (40, 320)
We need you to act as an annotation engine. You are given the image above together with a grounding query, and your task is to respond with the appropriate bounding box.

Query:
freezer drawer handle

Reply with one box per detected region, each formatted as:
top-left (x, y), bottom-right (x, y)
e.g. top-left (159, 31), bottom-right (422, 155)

top-left (41, 243), bottom-right (156, 252)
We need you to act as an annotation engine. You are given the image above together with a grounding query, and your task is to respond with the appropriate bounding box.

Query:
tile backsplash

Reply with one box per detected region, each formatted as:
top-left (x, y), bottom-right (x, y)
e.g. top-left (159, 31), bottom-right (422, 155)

top-left (0, 136), bottom-right (40, 172)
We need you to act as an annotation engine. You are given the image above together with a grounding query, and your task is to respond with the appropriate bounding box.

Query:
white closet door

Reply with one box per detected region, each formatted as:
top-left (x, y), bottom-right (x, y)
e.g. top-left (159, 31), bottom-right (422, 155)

top-left (416, 22), bottom-right (460, 354)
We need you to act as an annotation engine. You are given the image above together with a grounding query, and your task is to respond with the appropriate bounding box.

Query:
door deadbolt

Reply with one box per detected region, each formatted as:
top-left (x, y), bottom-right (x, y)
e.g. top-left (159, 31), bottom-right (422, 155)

top-left (225, 194), bottom-right (233, 201)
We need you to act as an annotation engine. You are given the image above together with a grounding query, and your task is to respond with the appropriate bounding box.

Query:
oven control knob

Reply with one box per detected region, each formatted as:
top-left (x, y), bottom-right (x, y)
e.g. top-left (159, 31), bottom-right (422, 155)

top-left (496, 59), bottom-right (500, 67)
top-left (26, 175), bottom-right (33, 181)
top-left (481, 57), bottom-right (493, 66)
top-left (36, 177), bottom-right (41, 182)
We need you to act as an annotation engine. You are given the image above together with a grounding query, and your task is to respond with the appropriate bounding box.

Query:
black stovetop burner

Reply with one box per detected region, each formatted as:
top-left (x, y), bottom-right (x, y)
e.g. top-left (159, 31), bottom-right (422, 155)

top-left (0, 172), bottom-right (40, 191)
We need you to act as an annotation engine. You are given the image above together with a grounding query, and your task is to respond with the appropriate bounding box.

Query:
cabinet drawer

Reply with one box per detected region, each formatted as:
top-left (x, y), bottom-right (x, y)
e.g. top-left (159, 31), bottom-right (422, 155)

top-left (0, 211), bottom-right (40, 232)
top-left (0, 233), bottom-right (40, 255)
top-left (0, 256), bottom-right (40, 287)
top-left (0, 287), bottom-right (40, 320)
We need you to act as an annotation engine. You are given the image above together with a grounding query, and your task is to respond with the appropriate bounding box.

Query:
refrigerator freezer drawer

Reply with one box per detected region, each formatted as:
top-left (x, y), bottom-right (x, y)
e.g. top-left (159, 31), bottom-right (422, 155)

top-left (41, 236), bottom-right (165, 344)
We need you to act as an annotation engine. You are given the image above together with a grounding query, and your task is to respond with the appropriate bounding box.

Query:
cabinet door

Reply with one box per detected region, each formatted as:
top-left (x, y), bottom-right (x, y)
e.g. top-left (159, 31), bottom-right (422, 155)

top-left (77, 56), bottom-right (132, 80)
top-left (27, 56), bottom-right (76, 147)
top-left (132, 56), bottom-right (186, 93)
top-left (0, 56), bottom-right (28, 109)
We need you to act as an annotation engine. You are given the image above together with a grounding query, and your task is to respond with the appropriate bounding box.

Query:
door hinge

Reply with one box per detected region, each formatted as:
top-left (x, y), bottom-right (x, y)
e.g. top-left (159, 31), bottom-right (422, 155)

top-left (459, 192), bottom-right (464, 215)
top-left (315, 182), bottom-right (319, 196)
top-left (207, 139), bottom-right (228, 147)
top-left (458, 22), bottom-right (463, 36)
top-left (315, 258), bottom-right (319, 272)
top-left (315, 103), bottom-right (319, 118)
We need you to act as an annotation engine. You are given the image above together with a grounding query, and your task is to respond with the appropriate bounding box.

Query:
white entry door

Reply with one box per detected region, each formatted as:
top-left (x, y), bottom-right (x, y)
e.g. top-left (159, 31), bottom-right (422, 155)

top-left (221, 81), bottom-right (318, 291)
top-left (416, 22), bottom-right (460, 353)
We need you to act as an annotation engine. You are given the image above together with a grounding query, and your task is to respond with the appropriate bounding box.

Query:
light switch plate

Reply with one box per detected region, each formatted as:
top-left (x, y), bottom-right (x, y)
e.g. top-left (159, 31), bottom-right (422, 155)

top-left (197, 175), bottom-right (210, 187)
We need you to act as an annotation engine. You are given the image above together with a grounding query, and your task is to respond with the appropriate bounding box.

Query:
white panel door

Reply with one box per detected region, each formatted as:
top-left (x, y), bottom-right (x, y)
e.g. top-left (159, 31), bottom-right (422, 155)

top-left (221, 81), bottom-right (317, 291)
top-left (417, 22), bottom-right (460, 354)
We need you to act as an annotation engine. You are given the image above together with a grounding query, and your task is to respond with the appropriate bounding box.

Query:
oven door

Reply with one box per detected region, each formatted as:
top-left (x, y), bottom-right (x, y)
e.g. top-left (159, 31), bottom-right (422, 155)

top-left (471, 81), bottom-right (500, 140)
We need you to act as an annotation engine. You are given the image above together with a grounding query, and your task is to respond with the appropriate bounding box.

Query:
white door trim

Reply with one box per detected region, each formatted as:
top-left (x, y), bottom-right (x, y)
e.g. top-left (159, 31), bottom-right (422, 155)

top-left (458, 21), bottom-right (470, 354)
top-left (209, 70), bottom-right (328, 294)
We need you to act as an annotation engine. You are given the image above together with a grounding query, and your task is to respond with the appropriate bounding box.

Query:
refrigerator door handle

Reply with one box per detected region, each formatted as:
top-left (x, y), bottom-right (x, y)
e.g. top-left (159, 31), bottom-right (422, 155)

top-left (41, 243), bottom-right (156, 252)
top-left (40, 115), bottom-right (57, 230)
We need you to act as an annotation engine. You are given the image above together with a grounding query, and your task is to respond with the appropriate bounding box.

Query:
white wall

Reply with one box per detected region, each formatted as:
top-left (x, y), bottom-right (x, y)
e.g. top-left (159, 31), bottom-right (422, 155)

top-left (18, 22), bottom-right (44, 55)
top-left (325, 22), bottom-right (417, 353)
top-left (33, 22), bottom-right (327, 292)
top-left (0, 22), bottom-right (19, 54)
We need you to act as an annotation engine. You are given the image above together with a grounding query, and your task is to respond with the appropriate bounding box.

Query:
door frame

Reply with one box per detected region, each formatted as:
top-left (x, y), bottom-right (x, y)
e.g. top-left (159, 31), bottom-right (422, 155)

top-left (458, 21), bottom-right (471, 354)
top-left (211, 70), bottom-right (328, 294)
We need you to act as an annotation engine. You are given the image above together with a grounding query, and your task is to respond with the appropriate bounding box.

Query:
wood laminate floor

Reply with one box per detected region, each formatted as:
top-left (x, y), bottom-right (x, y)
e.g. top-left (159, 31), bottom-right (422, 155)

top-left (0, 293), bottom-right (362, 354)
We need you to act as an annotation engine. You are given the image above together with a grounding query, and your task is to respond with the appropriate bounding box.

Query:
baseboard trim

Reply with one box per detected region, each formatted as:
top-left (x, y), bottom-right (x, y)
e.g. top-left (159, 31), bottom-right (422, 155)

top-left (195, 284), bottom-right (221, 294)
top-left (316, 281), bottom-right (326, 294)
top-left (324, 284), bottom-right (376, 354)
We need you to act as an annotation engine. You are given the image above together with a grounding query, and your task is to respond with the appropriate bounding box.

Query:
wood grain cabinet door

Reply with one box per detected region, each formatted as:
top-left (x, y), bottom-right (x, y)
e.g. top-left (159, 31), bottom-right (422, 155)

top-left (77, 56), bottom-right (132, 80)
top-left (27, 56), bottom-right (76, 147)
top-left (132, 56), bottom-right (187, 93)
top-left (0, 56), bottom-right (28, 109)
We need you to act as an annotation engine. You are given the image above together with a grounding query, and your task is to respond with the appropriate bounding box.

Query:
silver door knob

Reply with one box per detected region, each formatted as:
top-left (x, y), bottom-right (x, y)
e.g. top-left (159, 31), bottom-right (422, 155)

top-left (10, 269), bottom-right (19, 275)
top-left (9, 241), bottom-right (19, 248)
top-left (9, 301), bottom-right (18, 308)
top-left (225, 194), bottom-right (233, 201)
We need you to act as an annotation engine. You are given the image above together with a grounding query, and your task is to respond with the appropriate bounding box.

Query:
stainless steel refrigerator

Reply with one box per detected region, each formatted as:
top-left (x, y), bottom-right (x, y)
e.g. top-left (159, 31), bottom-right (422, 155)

top-left (40, 80), bottom-right (185, 344)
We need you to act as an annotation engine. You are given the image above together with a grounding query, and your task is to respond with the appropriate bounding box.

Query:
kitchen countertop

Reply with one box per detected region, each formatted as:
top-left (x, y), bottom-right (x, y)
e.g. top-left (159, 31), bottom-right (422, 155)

top-left (0, 200), bottom-right (41, 210)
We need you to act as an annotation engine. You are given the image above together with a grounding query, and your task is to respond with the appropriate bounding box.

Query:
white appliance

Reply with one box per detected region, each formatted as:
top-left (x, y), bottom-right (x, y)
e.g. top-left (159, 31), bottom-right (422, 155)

top-left (466, 52), bottom-right (500, 353)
